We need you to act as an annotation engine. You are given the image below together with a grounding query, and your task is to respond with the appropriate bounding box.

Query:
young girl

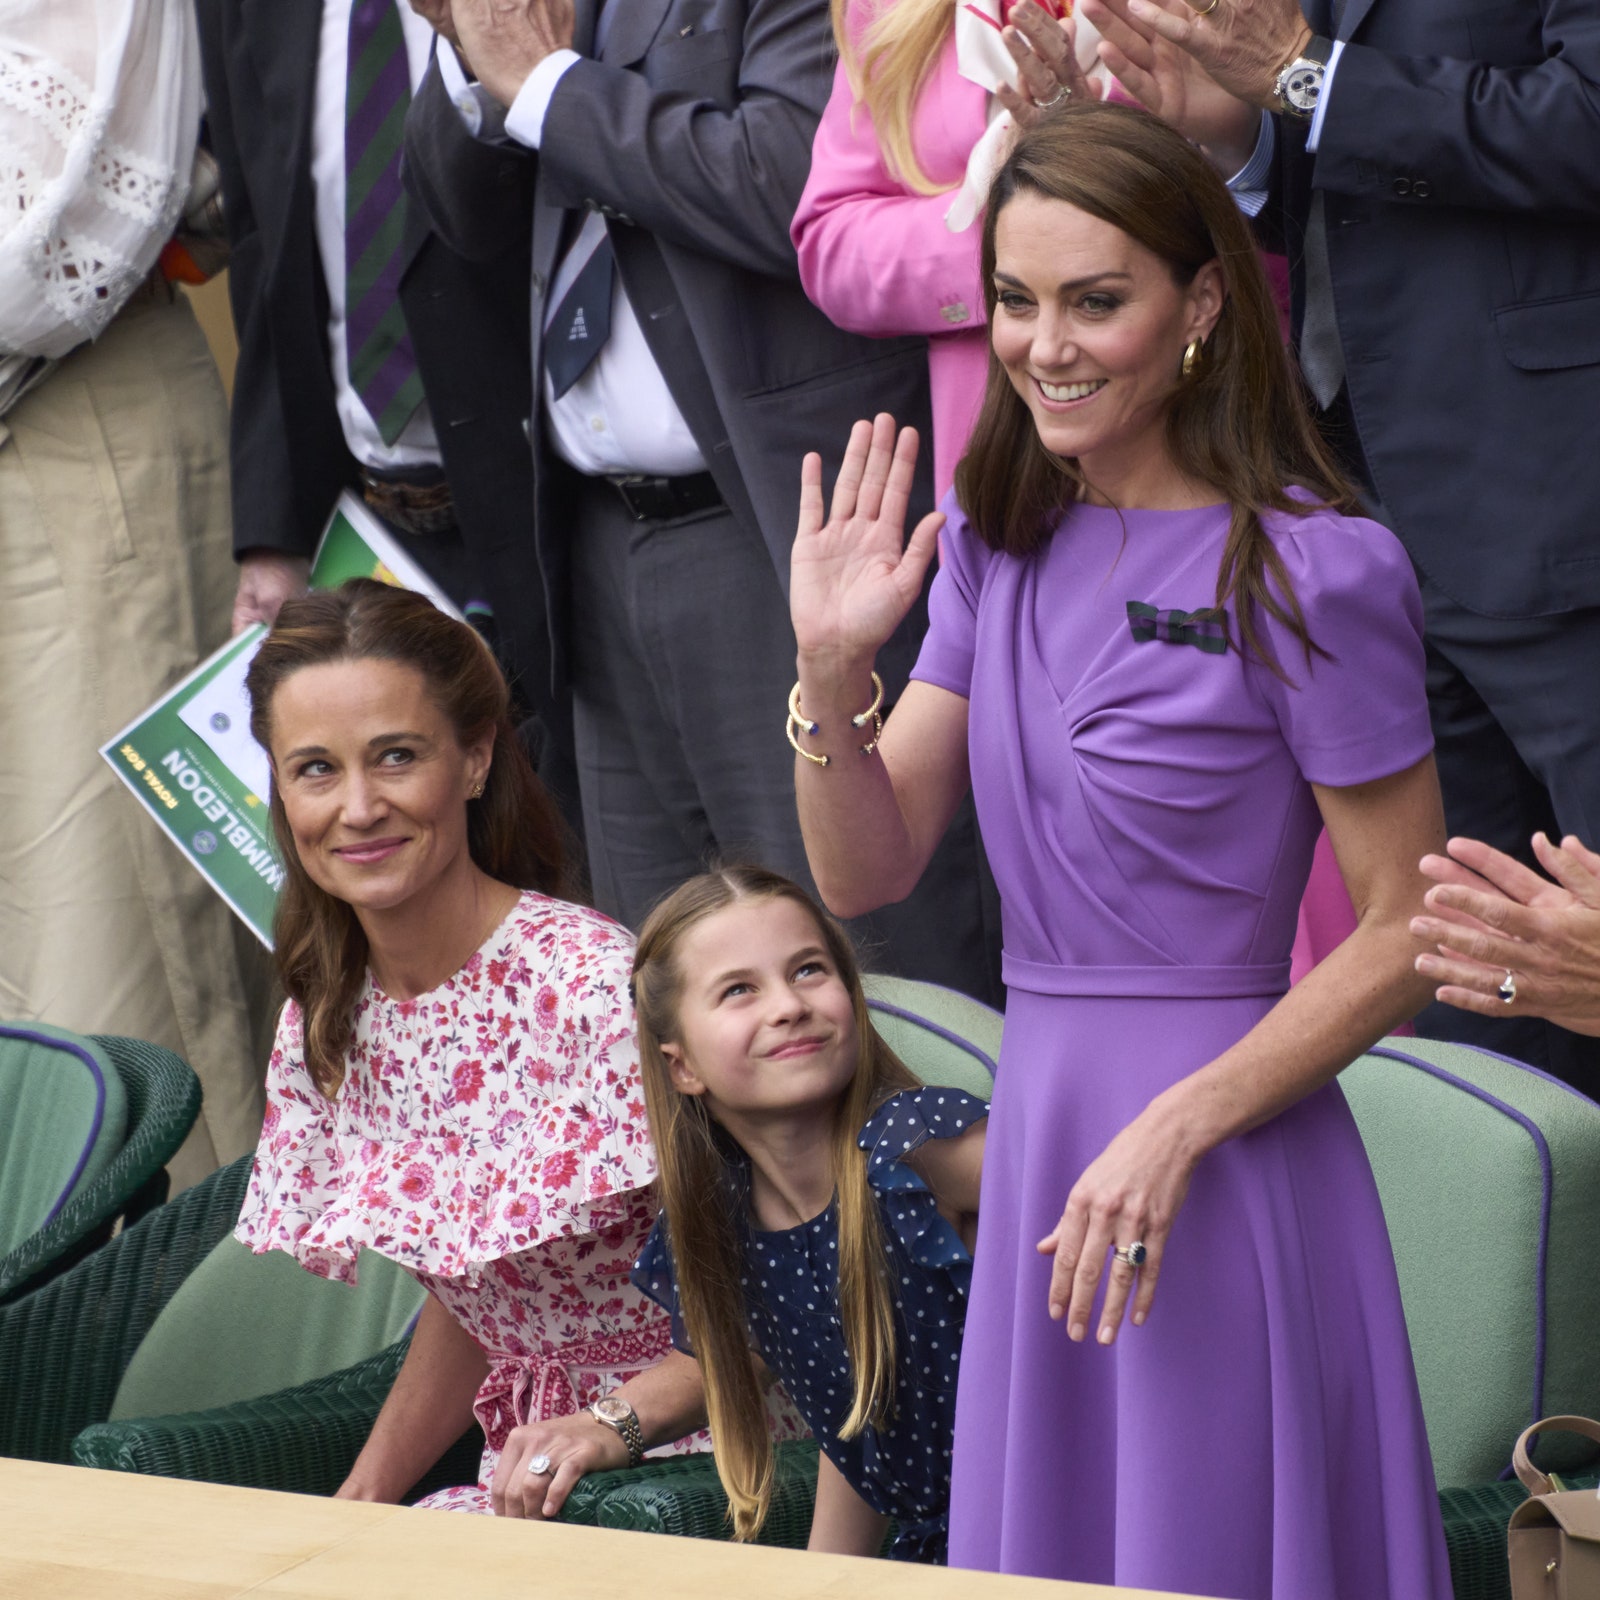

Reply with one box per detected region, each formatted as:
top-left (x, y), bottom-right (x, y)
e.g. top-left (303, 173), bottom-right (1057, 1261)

top-left (629, 867), bottom-right (988, 1563)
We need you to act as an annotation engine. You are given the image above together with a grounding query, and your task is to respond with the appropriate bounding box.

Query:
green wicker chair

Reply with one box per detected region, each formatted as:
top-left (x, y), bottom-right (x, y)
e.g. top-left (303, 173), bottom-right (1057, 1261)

top-left (0, 1030), bottom-right (201, 1306)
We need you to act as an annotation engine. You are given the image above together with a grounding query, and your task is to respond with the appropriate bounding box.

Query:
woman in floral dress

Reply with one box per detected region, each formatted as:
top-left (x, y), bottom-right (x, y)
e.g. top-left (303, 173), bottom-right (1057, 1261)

top-left (234, 580), bottom-right (796, 1516)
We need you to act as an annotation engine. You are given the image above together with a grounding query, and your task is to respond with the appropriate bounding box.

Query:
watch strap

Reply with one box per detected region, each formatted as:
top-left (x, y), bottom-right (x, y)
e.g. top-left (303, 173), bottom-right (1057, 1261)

top-left (591, 1396), bottom-right (646, 1467)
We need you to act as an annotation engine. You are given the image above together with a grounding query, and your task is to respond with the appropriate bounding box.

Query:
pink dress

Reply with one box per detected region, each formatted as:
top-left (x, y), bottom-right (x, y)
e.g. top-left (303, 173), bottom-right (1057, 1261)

top-left (237, 892), bottom-right (737, 1511)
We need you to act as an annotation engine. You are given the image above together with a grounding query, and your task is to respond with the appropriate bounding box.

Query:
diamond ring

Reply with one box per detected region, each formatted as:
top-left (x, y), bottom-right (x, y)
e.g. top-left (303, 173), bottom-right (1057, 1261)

top-left (526, 1453), bottom-right (553, 1476)
top-left (1112, 1241), bottom-right (1148, 1269)
top-left (1499, 970), bottom-right (1518, 1005)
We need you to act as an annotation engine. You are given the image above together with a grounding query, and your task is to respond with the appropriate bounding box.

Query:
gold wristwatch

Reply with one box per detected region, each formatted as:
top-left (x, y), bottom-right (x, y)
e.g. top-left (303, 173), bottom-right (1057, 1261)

top-left (589, 1393), bottom-right (645, 1467)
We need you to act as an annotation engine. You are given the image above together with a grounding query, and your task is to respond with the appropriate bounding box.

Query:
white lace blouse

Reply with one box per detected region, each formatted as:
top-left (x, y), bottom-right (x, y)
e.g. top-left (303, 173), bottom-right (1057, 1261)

top-left (0, 0), bottom-right (200, 360)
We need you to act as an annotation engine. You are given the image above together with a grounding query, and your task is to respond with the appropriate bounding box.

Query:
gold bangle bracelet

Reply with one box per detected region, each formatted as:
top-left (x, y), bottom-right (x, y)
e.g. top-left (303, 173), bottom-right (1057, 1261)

top-left (787, 671), bottom-right (885, 767)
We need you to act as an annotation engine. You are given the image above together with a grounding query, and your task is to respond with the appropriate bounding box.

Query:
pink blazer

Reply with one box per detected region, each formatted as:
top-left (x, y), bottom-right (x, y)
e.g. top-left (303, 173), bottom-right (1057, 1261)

top-left (792, 29), bottom-right (991, 500)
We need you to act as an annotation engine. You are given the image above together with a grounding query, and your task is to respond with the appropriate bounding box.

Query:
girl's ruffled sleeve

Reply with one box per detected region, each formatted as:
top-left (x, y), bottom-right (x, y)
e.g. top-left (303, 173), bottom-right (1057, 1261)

top-left (631, 1215), bottom-right (694, 1356)
top-left (859, 1087), bottom-right (988, 1283)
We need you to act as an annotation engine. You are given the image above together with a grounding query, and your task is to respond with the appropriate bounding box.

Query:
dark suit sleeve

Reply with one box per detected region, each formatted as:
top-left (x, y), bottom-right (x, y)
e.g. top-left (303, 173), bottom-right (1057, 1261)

top-left (536, 0), bottom-right (831, 280)
top-left (1314, 4), bottom-right (1600, 216)
top-left (403, 59), bottom-right (538, 265)
top-left (196, 0), bottom-right (319, 560)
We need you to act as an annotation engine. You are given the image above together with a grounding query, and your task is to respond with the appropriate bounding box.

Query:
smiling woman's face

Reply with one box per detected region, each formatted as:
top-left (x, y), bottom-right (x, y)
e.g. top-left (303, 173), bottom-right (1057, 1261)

top-left (990, 191), bottom-right (1223, 494)
top-left (267, 656), bottom-right (492, 917)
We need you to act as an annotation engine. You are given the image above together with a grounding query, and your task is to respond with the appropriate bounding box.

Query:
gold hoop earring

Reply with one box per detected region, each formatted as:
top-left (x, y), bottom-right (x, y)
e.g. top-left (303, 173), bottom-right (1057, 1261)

top-left (1182, 338), bottom-right (1204, 379)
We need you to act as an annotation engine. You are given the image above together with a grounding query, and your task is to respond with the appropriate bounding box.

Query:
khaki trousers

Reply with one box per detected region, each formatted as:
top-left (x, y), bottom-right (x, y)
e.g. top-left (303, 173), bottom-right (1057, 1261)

top-left (0, 290), bottom-right (271, 1188)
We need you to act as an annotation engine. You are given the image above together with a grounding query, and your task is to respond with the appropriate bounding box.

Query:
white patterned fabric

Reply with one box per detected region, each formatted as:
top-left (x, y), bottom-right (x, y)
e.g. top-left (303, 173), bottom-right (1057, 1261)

top-left (946, 0), bottom-right (1109, 234)
top-left (0, 0), bottom-right (199, 359)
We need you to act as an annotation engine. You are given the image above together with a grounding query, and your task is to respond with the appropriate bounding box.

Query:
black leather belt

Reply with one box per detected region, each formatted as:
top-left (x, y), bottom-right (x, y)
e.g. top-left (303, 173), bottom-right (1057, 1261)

top-left (361, 464), bottom-right (454, 537)
top-left (604, 471), bottom-right (724, 523)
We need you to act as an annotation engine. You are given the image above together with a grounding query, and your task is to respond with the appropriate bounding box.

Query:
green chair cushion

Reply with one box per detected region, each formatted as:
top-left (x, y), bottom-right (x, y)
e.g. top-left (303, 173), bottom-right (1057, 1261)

top-left (109, 1237), bottom-right (426, 1422)
top-left (863, 976), bottom-right (999, 1100)
top-left (0, 1022), bottom-right (128, 1255)
top-left (1342, 1038), bottom-right (1600, 1488)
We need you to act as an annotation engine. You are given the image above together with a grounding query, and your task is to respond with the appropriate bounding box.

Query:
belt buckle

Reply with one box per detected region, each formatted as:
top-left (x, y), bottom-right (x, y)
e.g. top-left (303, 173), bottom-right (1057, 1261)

top-left (611, 475), bottom-right (659, 522)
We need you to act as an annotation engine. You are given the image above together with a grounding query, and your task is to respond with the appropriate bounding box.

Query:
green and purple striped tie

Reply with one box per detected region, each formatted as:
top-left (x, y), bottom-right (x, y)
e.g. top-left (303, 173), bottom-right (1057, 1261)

top-left (345, 0), bottom-right (423, 445)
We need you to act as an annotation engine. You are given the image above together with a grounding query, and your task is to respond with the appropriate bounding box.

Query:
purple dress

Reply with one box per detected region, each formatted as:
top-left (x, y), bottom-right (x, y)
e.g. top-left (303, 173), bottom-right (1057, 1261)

top-left (910, 496), bottom-right (1452, 1599)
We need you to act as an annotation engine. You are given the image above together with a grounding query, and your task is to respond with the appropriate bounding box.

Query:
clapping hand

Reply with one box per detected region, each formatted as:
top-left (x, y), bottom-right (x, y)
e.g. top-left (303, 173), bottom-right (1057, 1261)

top-left (449, 0), bottom-right (575, 107)
top-left (996, 0), bottom-right (1096, 128)
top-left (1089, 0), bottom-right (1308, 110)
top-left (1080, 0), bottom-right (1261, 172)
top-left (1411, 833), bottom-right (1600, 1037)
top-left (791, 415), bottom-right (944, 678)
top-left (408, 0), bottom-right (460, 47)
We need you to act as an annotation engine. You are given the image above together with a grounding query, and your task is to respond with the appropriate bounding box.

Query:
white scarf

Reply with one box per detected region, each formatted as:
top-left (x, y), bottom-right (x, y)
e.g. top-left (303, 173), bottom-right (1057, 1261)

top-left (946, 0), bottom-right (1109, 233)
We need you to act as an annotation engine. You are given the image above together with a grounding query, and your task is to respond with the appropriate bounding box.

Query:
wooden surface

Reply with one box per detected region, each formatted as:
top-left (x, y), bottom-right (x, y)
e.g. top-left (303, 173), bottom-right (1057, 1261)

top-left (0, 1459), bottom-right (1207, 1600)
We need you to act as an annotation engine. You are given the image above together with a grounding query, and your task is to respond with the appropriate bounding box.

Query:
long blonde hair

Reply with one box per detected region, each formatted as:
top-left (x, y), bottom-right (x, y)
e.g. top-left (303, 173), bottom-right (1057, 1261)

top-left (632, 868), bottom-right (918, 1541)
top-left (830, 0), bottom-right (954, 194)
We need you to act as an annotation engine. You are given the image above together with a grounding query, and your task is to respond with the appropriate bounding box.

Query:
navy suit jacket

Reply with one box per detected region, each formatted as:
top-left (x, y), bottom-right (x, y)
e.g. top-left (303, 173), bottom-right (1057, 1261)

top-left (1275, 0), bottom-right (1600, 617)
top-left (195, 0), bottom-right (555, 707)
top-left (403, 0), bottom-right (939, 694)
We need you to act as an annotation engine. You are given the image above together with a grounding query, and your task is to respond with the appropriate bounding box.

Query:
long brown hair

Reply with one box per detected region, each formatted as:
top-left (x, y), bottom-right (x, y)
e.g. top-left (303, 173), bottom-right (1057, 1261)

top-left (632, 867), bottom-right (918, 1542)
top-left (246, 580), bottom-right (571, 1097)
top-left (955, 100), bottom-right (1360, 677)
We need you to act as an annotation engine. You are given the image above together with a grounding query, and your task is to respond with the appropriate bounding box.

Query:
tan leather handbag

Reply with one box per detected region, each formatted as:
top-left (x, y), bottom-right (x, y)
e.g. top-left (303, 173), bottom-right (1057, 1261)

top-left (1508, 1416), bottom-right (1600, 1598)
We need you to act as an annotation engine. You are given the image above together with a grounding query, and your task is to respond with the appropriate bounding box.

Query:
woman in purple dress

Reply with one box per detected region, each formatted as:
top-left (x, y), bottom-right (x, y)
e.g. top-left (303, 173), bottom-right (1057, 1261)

top-left (785, 102), bottom-right (1452, 1599)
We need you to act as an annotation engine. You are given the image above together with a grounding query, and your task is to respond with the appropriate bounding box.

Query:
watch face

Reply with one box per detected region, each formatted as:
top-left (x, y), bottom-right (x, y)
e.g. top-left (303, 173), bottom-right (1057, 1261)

top-left (593, 1396), bottom-right (631, 1423)
top-left (1284, 63), bottom-right (1324, 113)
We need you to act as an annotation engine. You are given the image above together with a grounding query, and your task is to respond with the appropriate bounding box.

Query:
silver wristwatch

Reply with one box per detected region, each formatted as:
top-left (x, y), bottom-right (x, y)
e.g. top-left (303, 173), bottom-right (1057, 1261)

top-left (1274, 35), bottom-right (1333, 121)
top-left (589, 1393), bottom-right (646, 1467)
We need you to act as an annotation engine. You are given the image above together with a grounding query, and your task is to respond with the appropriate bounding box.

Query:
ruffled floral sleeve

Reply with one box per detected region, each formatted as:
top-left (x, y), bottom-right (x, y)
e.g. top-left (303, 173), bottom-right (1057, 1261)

top-left (234, 999), bottom-right (345, 1266)
top-left (236, 894), bottom-right (658, 1285)
top-left (860, 1087), bottom-right (989, 1290)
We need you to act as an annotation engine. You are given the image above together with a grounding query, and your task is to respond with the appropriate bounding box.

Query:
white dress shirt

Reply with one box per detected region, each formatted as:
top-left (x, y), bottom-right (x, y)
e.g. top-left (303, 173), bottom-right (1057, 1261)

top-left (437, 41), bottom-right (706, 478)
top-left (1225, 42), bottom-right (1348, 211)
top-left (312, 0), bottom-right (441, 471)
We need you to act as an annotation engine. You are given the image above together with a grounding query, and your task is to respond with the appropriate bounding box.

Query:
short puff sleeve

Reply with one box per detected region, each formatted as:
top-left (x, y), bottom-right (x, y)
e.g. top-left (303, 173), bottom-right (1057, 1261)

top-left (1256, 505), bottom-right (1434, 788)
top-left (909, 492), bottom-right (997, 702)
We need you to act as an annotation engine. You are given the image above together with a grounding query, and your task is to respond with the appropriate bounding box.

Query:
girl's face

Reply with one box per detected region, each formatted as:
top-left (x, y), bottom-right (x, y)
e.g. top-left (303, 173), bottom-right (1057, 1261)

top-left (990, 191), bottom-right (1223, 487)
top-left (269, 656), bottom-right (492, 917)
top-left (661, 897), bottom-right (860, 1123)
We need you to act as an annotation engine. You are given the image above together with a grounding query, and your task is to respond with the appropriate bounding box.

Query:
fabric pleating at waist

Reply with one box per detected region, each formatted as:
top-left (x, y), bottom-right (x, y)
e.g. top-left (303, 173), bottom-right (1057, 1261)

top-left (1002, 952), bottom-right (1291, 999)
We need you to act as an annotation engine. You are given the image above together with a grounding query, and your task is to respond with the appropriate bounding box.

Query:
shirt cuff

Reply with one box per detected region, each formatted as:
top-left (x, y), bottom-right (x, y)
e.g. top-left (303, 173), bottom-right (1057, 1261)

top-left (1305, 40), bottom-right (1346, 154)
top-left (1225, 111), bottom-right (1274, 218)
top-left (434, 38), bottom-right (485, 135)
top-left (503, 49), bottom-right (582, 149)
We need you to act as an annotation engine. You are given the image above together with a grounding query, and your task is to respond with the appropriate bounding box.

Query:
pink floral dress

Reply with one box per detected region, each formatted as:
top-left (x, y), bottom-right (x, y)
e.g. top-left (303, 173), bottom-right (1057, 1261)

top-left (237, 891), bottom-right (709, 1512)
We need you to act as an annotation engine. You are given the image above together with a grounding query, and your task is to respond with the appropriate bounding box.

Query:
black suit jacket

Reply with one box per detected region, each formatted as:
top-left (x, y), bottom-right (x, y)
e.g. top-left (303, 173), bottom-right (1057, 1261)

top-left (1276, 0), bottom-right (1600, 618)
top-left (403, 0), bottom-right (939, 694)
top-left (196, 0), bottom-right (555, 707)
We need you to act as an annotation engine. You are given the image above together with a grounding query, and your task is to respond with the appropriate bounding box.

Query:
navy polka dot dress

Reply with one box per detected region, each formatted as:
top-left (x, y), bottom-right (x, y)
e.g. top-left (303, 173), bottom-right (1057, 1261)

top-left (633, 1087), bottom-right (988, 1564)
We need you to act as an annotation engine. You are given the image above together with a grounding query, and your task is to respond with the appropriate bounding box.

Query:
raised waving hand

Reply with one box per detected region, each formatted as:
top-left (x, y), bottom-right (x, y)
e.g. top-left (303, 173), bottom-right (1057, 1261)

top-left (791, 415), bottom-right (945, 676)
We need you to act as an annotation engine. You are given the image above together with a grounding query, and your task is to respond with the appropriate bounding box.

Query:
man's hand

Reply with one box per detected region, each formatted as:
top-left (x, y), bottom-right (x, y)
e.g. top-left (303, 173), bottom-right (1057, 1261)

top-left (1412, 833), bottom-right (1600, 1037)
top-left (409, 0), bottom-right (460, 48)
top-left (451, 0), bottom-right (575, 108)
top-left (231, 551), bottom-right (310, 635)
top-left (1081, 0), bottom-right (1261, 172)
top-left (490, 1411), bottom-right (629, 1519)
top-left (1095, 0), bottom-right (1309, 111)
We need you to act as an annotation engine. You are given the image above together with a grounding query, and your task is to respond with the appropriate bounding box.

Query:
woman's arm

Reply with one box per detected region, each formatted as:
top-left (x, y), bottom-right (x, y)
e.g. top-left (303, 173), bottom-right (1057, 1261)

top-left (792, 48), bottom-right (988, 342)
top-left (336, 1293), bottom-right (489, 1502)
top-left (791, 418), bottom-right (973, 916)
top-left (808, 1448), bottom-right (891, 1558)
top-left (1038, 753), bottom-right (1446, 1345)
top-left (489, 1350), bottom-right (708, 1519)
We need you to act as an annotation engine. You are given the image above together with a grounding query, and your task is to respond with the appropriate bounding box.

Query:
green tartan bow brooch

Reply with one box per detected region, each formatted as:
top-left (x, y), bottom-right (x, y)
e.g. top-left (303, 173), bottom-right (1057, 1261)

top-left (1126, 601), bottom-right (1230, 655)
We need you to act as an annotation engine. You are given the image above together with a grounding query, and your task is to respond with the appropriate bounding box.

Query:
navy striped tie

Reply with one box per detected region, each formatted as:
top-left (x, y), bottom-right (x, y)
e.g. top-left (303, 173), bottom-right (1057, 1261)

top-left (345, 0), bottom-right (424, 445)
